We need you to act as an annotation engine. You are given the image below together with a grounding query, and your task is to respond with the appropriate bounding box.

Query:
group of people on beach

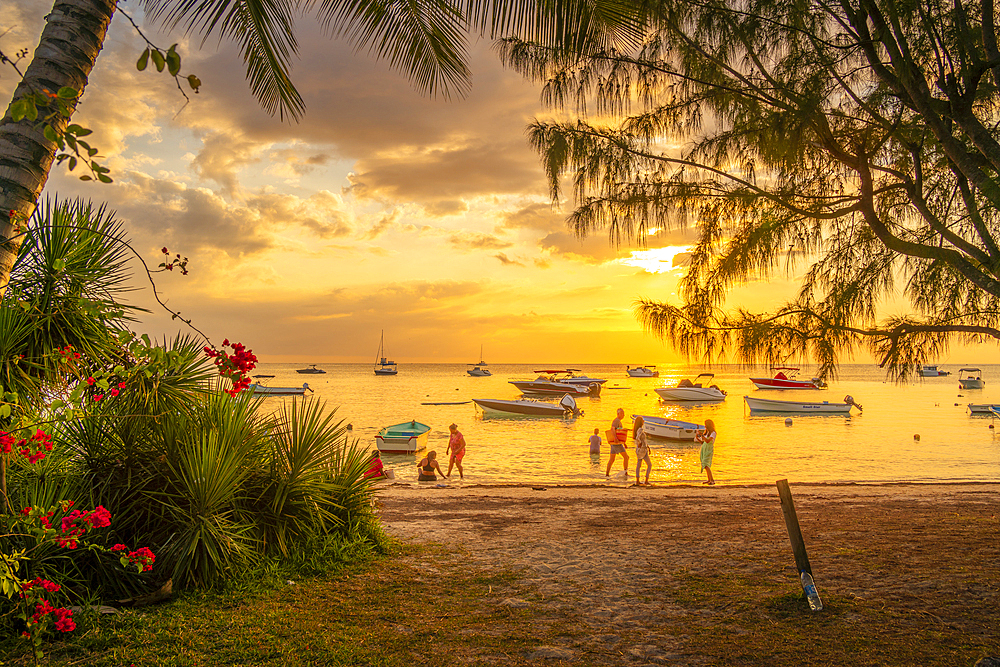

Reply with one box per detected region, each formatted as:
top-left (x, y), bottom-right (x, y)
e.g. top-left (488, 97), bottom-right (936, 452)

top-left (416, 423), bottom-right (466, 481)
top-left (591, 408), bottom-right (717, 485)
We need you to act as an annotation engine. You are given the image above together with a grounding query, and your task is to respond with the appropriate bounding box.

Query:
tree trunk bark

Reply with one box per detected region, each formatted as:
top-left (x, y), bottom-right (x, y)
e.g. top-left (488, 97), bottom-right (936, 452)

top-left (0, 0), bottom-right (116, 297)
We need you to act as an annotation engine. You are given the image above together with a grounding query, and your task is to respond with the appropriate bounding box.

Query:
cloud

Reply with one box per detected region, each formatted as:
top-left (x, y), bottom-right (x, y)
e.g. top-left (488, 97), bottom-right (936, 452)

top-left (494, 252), bottom-right (524, 266)
top-left (362, 209), bottom-right (401, 240)
top-left (500, 202), bottom-right (567, 233)
top-left (448, 232), bottom-right (512, 252)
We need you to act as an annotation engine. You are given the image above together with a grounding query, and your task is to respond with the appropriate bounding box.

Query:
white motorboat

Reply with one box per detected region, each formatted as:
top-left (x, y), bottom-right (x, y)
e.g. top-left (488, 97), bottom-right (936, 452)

top-left (249, 382), bottom-right (313, 396)
top-left (655, 373), bottom-right (727, 401)
top-left (467, 346), bottom-right (491, 376)
top-left (509, 370), bottom-right (603, 396)
top-left (744, 395), bottom-right (862, 413)
top-left (473, 394), bottom-right (582, 416)
top-left (626, 365), bottom-right (659, 378)
top-left (375, 420), bottom-right (430, 454)
top-left (958, 368), bottom-right (985, 389)
top-left (632, 415), bottom-right (704, 440)
top-left (295, 365), bottom-right (326, 374)
top-left (373, 330), bottom-right (398, 375)
top-left (917, 364), bottom-right (950, 377)
top-left (967, 403), bottom-right (1000, 414)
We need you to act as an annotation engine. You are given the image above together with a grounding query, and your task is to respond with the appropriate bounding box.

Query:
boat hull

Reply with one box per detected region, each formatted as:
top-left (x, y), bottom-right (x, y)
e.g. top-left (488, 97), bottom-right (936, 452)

top-left (509, 381), bottom-right (600, 396)
top-left (374, 368), bottom-right (398, 375)
top-left (473, 398), bottom-right (571, 416)
top-left (468, 367), bottom-right (491, 376)
top-left (627, 367), bottom-right (659, 377)
top-left (967, 403), bottom-right (1000, 414)
top-left (744, 396), bottom-right (853, 413)
top-left (749, 377), bottom-right (822, 389)
top-left (634, 415), bottom-right (704, 440)
top-left (959, 379), bottom-right (985, 389)
top-left (655, 386), bottom-right (726, 401)
top-left (375, 421), bottom-right (431, 454)
top-left (249, 383), bottom-right (309, 396)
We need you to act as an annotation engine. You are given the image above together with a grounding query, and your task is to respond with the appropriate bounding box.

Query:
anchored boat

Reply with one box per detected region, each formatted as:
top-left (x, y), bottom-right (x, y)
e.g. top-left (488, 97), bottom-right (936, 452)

top-left (744, 395), bottom-right (862, 413)
top-left (375, 420), bottom-right (430, 454)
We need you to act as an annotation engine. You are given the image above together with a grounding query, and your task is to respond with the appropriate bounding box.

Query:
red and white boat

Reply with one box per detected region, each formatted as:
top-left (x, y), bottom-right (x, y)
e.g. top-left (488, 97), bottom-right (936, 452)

top-left (749, 367), bottom-right (826, 390)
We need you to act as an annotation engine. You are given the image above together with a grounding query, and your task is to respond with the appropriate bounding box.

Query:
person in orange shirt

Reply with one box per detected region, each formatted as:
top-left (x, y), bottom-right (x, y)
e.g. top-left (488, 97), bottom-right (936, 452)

top-left (605, 408), bottom-right (630, 478)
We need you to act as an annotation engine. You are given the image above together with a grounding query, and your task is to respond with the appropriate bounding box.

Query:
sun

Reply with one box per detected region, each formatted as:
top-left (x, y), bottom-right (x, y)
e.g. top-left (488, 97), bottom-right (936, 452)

top-left (617, 246), bottom-right (693, 274)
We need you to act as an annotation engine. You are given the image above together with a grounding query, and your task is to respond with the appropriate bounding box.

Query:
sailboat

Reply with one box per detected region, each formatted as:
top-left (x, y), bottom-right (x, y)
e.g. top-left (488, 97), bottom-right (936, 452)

top-left (467, 345), bottom-right (491, 376)
top-left (374, 331), bottom-right (398, 375)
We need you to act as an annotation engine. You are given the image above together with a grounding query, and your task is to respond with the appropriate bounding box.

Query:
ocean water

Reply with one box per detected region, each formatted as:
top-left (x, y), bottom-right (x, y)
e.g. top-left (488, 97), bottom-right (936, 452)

top-left (250, 363), bottom-right (1000, 486)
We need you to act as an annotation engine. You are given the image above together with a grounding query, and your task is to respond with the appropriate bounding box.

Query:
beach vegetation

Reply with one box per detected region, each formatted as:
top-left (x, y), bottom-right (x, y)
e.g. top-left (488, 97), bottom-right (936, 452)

top-left (0, 199), bottom-right (384, 659)
top-left (502, 0), bottom-right (1000, 379)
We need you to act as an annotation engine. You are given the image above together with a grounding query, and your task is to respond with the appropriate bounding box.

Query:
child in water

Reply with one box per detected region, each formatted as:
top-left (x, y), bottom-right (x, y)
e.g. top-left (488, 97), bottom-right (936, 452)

top-left (588, 428), bottom-right (602, 454)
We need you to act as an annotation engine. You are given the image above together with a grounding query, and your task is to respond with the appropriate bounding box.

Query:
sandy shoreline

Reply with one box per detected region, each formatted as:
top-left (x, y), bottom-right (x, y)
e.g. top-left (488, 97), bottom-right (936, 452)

top-left (377, 481), bottom-right (1000, 665)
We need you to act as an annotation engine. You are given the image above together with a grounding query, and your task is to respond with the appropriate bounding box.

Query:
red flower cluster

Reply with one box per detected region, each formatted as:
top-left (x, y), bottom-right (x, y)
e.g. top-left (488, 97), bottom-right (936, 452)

top-left (58, 505), bottom-right (111, 549)
top-left (21, 577), bottom-right (61, 594)
top-left (204, 339), bottom-right (257, 397)
top-left (28, 600), bottom-right (75, 633)
top-left (111, 544), bottom-right (156, 572)
top-left (160, 247), bottom-right (189, 275)
top-left (56, 345), bottom-right (81, 362)
top-left (1, 429), bottom-right (54, 464)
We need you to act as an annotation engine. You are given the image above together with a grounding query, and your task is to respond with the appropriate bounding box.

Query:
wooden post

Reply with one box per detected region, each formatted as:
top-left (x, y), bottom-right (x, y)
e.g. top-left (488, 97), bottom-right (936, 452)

top-left (776, 479), bottom-right (812, 576)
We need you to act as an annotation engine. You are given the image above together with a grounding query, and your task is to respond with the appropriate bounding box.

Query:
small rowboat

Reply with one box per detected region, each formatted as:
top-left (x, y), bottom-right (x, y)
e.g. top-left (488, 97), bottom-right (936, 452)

top-left (375, 420), bottom-right (431, 454)
top-left (473, 394), bottom-right (582, 417)
top-left (744, 395), bottom-right (862, 413)
top-left (632, 415), bottom-right (704, 440)
top-left (249, 382), bottom-right (313, 396)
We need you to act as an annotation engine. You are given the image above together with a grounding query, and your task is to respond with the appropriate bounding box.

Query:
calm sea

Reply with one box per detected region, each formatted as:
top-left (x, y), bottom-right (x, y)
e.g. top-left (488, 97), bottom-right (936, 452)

top-left (249, 363), bottom-right (1000, 486)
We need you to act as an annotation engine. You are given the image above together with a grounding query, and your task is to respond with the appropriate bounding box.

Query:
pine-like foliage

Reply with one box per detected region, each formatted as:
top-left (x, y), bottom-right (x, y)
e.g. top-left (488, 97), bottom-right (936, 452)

top-left (501, 0), bottom-right (1000, 379)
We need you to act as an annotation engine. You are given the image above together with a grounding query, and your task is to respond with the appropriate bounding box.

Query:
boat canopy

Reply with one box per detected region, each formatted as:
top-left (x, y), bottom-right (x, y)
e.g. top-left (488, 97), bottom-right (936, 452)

top-left (959, 367), bottom-right (982, 372)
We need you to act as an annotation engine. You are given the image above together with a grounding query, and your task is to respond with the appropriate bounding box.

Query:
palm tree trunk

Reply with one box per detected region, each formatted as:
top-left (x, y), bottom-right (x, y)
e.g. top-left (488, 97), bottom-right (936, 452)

top-left (0, 0), bottom-right (116, 298)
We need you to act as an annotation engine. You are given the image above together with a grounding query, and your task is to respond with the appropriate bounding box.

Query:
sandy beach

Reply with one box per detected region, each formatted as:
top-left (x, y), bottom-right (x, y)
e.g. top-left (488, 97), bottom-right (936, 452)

top-left (377, 482), bottom-right (1000, 665)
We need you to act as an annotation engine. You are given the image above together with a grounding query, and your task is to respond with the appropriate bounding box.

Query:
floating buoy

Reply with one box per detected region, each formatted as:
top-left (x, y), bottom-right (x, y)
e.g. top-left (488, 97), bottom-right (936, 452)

top-left (346, 423), bottom-right (353, 430)
top-left (990, 424), bottom-right (995, 429)
top-left (913, 434), bottom-right (920, 441)
top-left (785, 418), bottom-right (793, 426)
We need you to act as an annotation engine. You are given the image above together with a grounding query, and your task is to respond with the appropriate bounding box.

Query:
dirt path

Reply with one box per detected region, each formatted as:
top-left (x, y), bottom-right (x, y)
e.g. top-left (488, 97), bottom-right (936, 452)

top-left (378, 483), bottom-right (1000, 666)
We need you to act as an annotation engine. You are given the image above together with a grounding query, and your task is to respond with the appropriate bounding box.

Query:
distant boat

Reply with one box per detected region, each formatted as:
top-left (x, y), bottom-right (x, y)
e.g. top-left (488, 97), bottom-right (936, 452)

top-left (375, 420), bottom-right (430, 454)
top-left (509, 369), bottom-right (604, 396)
top-left (374, 330), bottom-right (398, 375)
top-left (749, 367), bottom-right (825, 390)
top-left (626, 365), bottom-right (659, 378)
top-left (250, 382), bottom-right (313, 396)
top-left (655, 373), bottom-right (727, 401)
top-left (968, 403), bottom-right (1000, 414)
top-left (468, 345), bottom-right (491, 376)
top-left (744, 395), bottom-right (862, 413)
top-left (296, 365), bottom-right (326, 374)
top-left (473, 394), bottom-right (582, 417)
top-left (958, 368), bottom-right (985, 389)
top-left (254, 374), bottom-right (275, 378)
top-left (917, 364), bottom-right (950, 377)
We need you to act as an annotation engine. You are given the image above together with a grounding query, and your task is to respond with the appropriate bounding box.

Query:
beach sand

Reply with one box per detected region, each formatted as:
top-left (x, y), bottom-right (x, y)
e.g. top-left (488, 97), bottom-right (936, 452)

top-left (377, 482), bottom-right (1000, 665)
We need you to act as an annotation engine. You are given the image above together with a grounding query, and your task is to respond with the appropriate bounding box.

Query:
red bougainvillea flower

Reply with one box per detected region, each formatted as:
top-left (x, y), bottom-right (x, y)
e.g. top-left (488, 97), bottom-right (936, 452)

top-left (204, 340), bottom-right (257, 397)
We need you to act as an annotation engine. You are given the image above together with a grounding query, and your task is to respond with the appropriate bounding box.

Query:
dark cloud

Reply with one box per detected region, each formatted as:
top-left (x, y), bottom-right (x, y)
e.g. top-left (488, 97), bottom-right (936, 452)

top-left (501, 202), bottom-right (567, 233)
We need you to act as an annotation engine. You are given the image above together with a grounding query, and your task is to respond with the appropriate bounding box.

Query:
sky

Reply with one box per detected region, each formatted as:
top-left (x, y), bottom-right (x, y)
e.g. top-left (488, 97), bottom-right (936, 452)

top-left (2, 0), bottom-right (994, 365)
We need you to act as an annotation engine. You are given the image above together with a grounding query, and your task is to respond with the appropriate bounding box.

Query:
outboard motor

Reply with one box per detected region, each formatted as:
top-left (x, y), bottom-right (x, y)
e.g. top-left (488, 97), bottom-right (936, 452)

top-left (844, 395), bottom-right (863, 412)
top-left (588, 382), bottom-right (602, 397)
top-left (559, 393), bottom-right (583, 416)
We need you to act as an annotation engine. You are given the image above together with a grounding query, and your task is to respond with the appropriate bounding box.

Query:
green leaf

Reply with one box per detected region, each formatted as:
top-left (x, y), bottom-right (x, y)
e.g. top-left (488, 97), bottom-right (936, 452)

top-left (187, 74), bottom-right (202, 92)
top-left (57, 86), bottom-right (77, 99)
top-left (50, 399), bottom-right (65, 410)
top-left (53, 259), bottom-right (66, 271)
top-left (25, 101), bottom-right (38, 121)
top-left (151, 50), bottom-right (165, 72)
top-left (80, 175), bottom-right (93, 181)
top-left (137, 48), bottom-right (150, 71)
top-left (68, 156), bottom-right (77, 170)
top-left (43, 125), bottom-right (58, 142)
top-left (10, 99), bottom-right (27, 122)
top-left (66, 124), bottom-right (92, 137)
top-left (167, 50), bottom-right (181, 76)
top-left (97, 173), bottom-right (113, 183)
top-left (0, 405), bottom-right (10, 419)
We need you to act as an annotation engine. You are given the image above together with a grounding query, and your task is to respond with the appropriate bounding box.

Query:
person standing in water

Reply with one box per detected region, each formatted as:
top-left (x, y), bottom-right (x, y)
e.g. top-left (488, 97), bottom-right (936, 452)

top-left (588, 428), bottom-right (602, 454)
top-left (694, 418), bottom-right (717, 485)
top-left (446, 423), bottom-right (467, 479)
top-left (633, 416), bottom-right (651, 485)
top-left (605, 408), bottom-right (630, 477)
